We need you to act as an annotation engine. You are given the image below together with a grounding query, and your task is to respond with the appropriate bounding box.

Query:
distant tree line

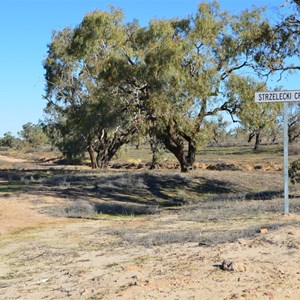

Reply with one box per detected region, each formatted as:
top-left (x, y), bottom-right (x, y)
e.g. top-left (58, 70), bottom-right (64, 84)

top-left (0, 123), bottom-right (48, 149)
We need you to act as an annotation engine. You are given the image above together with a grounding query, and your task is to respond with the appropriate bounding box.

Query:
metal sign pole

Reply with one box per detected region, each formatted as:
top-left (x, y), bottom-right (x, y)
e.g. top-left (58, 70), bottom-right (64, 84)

top-left (254, 90), bottom-right (300, 215)
top-left (283, 102), bottom-right (289, 215)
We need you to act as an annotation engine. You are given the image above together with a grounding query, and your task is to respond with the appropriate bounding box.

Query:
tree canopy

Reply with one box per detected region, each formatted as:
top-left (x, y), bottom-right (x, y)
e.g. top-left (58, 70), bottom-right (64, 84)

top-left (43, 1), bottom-right (299, 171)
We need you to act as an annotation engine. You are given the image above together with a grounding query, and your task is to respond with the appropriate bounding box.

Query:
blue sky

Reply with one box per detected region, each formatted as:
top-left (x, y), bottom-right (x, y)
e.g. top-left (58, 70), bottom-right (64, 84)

top-left (0, 0), bottom-right (298, 137)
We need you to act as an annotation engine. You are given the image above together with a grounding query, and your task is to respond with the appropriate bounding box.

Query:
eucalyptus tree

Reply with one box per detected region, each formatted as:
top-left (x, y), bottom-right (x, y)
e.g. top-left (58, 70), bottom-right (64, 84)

top-left (18, 122), bottom-right (49, 148)
top-left (44, 8), bottom-right (143, 168)
top-left (226, 76), bottom-right (282, 151)
top-left (133, 1), bottom-right (278, 171)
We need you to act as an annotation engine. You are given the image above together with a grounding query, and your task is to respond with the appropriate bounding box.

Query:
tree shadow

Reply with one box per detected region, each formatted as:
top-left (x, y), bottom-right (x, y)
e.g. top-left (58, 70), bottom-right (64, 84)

top-left (1, 168), bottom-right (279, 217)
top-left (93, 202), bottom-right (157, 216)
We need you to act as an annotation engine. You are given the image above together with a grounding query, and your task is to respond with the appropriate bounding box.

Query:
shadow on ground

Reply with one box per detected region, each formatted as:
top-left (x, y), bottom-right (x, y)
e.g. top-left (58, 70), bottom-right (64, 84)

top-left (0, 168), bottom-right (285, 217)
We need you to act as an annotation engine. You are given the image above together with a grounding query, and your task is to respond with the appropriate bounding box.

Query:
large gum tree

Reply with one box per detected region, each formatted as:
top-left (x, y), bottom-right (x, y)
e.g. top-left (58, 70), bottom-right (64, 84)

top-left (225, 75), bottom-right (282, 151)
top-left (44, 8), bottom-right (143, 168)
top-left (43, 1), bottom-right (290, 171)
top-left (132, 2), bottom-right (278, 171)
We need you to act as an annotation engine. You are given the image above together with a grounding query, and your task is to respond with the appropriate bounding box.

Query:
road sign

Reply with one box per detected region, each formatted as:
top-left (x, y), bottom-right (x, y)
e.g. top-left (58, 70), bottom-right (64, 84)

top-left (255, 90), bottom-right (300, 102)
top-left (255, 89), bottom-right (300, 215)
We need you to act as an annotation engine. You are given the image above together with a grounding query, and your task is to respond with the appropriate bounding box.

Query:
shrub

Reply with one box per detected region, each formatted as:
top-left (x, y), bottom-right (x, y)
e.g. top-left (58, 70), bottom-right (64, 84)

top-left (289, 158), bottom-right (300, 184)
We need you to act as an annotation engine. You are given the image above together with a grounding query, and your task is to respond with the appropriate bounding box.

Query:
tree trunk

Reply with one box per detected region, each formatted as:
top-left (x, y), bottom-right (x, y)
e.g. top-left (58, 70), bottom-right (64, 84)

top-left (100, 139), bottom-right (123, 168)
top-left (178, 131), bottom-right (196, 170)
top-left (96, 149), bottom-right (107, 169)
top-left (164, 140), bottom-right (188, 172)
top-left (95, 126), bottom-right (138, 168)
top-left (87, 145), bottom-right (98, 169)
top-left (186, 141), bottom-right (196, 168)
top-left (254, 131), bottom-right (261, 151)
top-left (96, 142), bottom-right (117, 169)
top-left (162, 125), bottom-right (189, 172)
top-left (248, 132), bottom-right (255, 143)
top-left (149, 135), bottom-right (160, 170)
top-left (176, 150), bottom-right (189, 172)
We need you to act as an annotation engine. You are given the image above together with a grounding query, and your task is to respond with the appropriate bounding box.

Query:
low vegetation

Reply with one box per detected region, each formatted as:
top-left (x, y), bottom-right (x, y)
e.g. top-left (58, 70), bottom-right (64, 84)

top-left (1, 144), bottom-right (299, 223)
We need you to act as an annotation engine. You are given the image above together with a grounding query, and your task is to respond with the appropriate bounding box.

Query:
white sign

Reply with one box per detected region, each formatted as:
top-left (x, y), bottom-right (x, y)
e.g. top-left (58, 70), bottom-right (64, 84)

top-left (255, 90), bottom-right (300, 102)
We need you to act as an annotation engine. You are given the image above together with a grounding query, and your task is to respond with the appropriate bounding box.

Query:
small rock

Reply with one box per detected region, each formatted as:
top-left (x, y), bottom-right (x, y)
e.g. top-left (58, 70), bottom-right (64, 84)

top-left (221, 260), bottom-right (246, 272)
top-left (258, 228), bottom-right (268, 234)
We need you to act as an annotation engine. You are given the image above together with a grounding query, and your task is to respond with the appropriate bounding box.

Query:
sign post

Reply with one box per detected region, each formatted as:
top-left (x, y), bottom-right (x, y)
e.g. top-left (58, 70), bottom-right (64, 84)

top-left (283, 102), bottom-right (289, 214)
top-left (255, 90), bottom-right (300, 215)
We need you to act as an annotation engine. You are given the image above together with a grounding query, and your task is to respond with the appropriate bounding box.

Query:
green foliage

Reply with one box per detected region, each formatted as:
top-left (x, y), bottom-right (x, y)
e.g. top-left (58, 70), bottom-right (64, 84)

top-left (43, 1), bottom-right (295, 170)
top-left (0, 132), bottom-right (21, 148)
top-left (289, 158), bottom-right (300, 184)
top-left (18, 122), bottom-right (49, 148)
top-left (134, 1), bottom-right (282, 168)
top-left (44, 8), bottom-right (143, 168)
top-left (204, 115), bottom-right (229, 145)
top-left (226, 76), bottom-right (282, 150)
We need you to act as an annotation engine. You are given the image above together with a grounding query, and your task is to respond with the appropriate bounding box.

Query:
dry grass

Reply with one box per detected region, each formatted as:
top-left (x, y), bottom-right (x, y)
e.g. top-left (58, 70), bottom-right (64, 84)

top-left (1, 144), bottom-right (300, 243)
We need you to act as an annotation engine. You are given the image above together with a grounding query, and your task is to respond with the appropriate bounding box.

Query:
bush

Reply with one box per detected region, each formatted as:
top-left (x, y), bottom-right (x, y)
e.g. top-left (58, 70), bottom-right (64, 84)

top-left (18, 122), bottom-right (49, 148)
top-left (0, 132), bottom-right (21, 148)
top-left (289, 158), bottom-right (300, 184)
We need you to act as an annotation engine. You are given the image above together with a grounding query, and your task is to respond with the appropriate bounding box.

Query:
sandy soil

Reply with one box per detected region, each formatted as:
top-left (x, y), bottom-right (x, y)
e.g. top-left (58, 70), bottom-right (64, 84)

top-left (1, 154), bottom-right (300, 299)
top-left (0, 194), bottom-right (300, 300)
